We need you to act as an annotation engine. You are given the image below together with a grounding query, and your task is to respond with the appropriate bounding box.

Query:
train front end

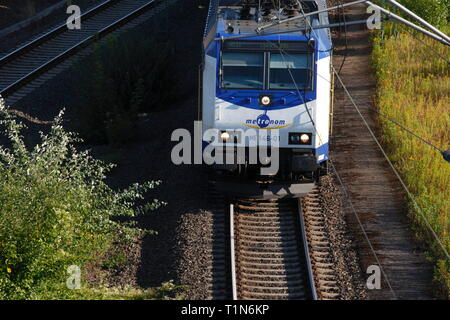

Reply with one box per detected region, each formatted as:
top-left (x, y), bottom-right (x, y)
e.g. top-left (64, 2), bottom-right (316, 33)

top-left (201, 1), bottom-right (332, 198)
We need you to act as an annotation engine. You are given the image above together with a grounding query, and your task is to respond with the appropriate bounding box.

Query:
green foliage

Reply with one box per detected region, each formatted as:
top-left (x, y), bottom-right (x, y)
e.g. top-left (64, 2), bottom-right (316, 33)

top-left (0, 101), bottom-right (163, 299)
top-left (396, 0), bottom-right (449, 29)
top-left (150, 280), bottom-right (187, 300)
top-left (65, 281), bottom-right (186, 300)
top-left (75, 33), bottom-right (181, 146)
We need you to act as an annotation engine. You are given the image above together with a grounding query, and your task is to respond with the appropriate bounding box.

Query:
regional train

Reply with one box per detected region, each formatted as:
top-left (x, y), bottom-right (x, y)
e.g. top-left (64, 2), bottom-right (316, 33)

top-left (199, 0), bottom-right (333, 198)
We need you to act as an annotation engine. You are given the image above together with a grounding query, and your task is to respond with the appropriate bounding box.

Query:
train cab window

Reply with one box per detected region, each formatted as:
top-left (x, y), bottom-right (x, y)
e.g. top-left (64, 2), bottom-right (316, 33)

top-left (269, 53), bottom-right (312, 90)
top-left (221, 52), bottom-right (264, 89)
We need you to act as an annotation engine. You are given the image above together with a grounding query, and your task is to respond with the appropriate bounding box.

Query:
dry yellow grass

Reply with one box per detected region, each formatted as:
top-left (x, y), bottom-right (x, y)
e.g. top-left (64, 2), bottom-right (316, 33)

top-left (372, 25), bottom-right (449, 297)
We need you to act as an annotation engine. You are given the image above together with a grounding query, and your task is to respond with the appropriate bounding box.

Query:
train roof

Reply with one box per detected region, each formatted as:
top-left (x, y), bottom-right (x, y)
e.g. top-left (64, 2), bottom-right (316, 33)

top-left (204, 0), bottom-right (331, 51)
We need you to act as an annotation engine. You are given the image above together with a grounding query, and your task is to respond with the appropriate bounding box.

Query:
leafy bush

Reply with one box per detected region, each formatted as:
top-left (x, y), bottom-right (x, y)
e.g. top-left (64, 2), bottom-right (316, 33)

top-left (0, 100), bottom-right (162, 299)
top-left (396, 0), bottom-right (449, 29)
top-left (75, 33), bottom-right (181, 146)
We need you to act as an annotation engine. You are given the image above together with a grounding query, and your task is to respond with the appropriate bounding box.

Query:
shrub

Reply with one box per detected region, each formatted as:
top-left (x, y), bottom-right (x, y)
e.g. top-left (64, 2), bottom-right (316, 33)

top-left (396, 0), bottom-right (449, 29)
top-left (0, 100), bottom-right (162, 299)
top-left (75, 33), bottom-right (181, 146)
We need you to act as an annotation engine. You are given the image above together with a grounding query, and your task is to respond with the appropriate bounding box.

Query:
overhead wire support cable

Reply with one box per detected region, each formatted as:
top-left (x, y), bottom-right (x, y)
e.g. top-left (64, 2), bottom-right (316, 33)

top-left (286, 0), bottom-right (450, 291)
top-left (337, 0), bottom-right (348, 75)
top-left (274, 42), bottom-right (398, 300)
top-left (272, 39), bottom-right (449, 161)
top-left (370, 107), bottom-right (449, 161)
top-left (332, 68), bottom-right (450, 261)
top-left (294, 4), bottom-right (398, 297)
top-left (216, 18), bottom-right (384, 41)
top-left (223, 1), bottom-right (450, 46)
top-left (265, 5), bottom-right (398, 297)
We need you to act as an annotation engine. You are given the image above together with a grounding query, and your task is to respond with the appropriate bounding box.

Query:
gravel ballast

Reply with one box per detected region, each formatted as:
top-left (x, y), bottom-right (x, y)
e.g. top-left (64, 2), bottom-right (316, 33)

top-left (318, 175), bottom-right (368, 299)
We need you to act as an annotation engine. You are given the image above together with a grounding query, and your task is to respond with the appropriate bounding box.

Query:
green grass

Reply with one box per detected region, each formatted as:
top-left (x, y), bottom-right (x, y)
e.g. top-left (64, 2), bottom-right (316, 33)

top-left (372, 24), bottom-right (449, 297)
top-left (38, 280), bottom-right (185, 300)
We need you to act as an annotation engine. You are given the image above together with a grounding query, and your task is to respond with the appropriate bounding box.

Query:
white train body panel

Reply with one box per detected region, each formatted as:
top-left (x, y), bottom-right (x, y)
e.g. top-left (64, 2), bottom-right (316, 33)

top-left (201, 0), bottom-right (333, 175)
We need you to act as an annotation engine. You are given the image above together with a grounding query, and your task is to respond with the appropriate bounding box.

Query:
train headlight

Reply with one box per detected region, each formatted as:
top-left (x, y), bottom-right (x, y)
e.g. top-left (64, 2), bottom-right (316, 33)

top-left (289, 133), bottom-right (312, 145)
top-left (259, 94), bottom-right (273, 106)
top-left (220, 131), bottom-right (230, 142)
top-left (261, 96), bottom-right (271, 105)
top-left (300, 134), bottom-right (310, 144)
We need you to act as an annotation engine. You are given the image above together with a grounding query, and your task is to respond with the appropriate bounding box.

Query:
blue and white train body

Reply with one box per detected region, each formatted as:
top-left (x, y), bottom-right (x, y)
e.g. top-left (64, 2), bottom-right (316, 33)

top-left (200, 0), bottom-right (333, 197)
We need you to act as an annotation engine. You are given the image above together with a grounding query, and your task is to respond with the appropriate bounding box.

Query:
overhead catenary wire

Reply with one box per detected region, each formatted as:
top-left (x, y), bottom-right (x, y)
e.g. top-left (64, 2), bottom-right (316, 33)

top-left (274, 0), bottom-right (450, 293)
top-left (221, 0), bottom-right (450, 266)
top-left (275, 44), bottom-right (398, 299)
top-left (332, 67), bottom-right (450, 262)
top-left (292, 1), bottom-right (448, 161)
top-left (298, 1), bottom-right (334, 52)
top-left (336, 0), bottom-right (348, 74)
top-left (383, 0), bottom-right (450, 44)
top-left (275, 0), bottom-right (448, 159)
top-left (254, 0), bottom-right (450, 45)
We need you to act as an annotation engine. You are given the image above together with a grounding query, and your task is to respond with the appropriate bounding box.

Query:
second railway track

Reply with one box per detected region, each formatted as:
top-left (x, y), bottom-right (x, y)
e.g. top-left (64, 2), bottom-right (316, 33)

top-left (0, 0), bottom-right (171, 100)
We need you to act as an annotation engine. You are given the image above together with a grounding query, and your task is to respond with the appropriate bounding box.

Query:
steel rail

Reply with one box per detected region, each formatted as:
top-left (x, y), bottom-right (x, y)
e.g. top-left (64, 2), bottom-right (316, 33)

top-left (230, 204), bottom-right (238, 300)
top-left (298, 199), bottom-right (318, 300)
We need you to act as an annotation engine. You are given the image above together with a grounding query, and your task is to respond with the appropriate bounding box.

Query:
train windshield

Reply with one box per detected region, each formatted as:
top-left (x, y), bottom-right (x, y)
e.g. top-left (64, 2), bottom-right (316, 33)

top-left (221, 52), bottom-right (264, 89)
top-left (269, 53), bottom-right (312, 90)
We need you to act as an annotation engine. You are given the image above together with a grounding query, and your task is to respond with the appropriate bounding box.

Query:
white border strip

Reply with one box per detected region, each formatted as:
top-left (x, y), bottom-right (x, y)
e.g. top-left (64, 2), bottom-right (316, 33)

top-left (298, 198), bottom-right (318, 300)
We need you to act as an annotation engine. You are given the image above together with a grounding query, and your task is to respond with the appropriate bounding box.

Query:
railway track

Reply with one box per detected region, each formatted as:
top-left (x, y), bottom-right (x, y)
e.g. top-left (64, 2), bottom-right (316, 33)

top-left (0, 0), bottom-right (173, 103)
top-left (231, 198), bottom-right (314, 300)
top-left (228, 186), bottom-right (341, 300)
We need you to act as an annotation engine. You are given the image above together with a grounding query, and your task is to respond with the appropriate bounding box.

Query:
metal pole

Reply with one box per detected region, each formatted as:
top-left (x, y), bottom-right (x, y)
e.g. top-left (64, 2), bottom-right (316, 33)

top-left (219, 1), bottom-right (449, 46)
top-left (298, 199), bottom-right (318, 300)
top-left (366, 1), bottom-right (450, 45)
top-left (384, 0), bottom-right (450, 44)
top-left (217, 18), bottom-right (377, 41)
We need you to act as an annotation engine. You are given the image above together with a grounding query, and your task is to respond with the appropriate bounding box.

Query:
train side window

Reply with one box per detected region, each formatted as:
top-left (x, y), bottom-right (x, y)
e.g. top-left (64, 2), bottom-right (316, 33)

top-left (221, 52), bottom-right (264, 89)
top-left (269, 53), bottom-right (312, 90)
